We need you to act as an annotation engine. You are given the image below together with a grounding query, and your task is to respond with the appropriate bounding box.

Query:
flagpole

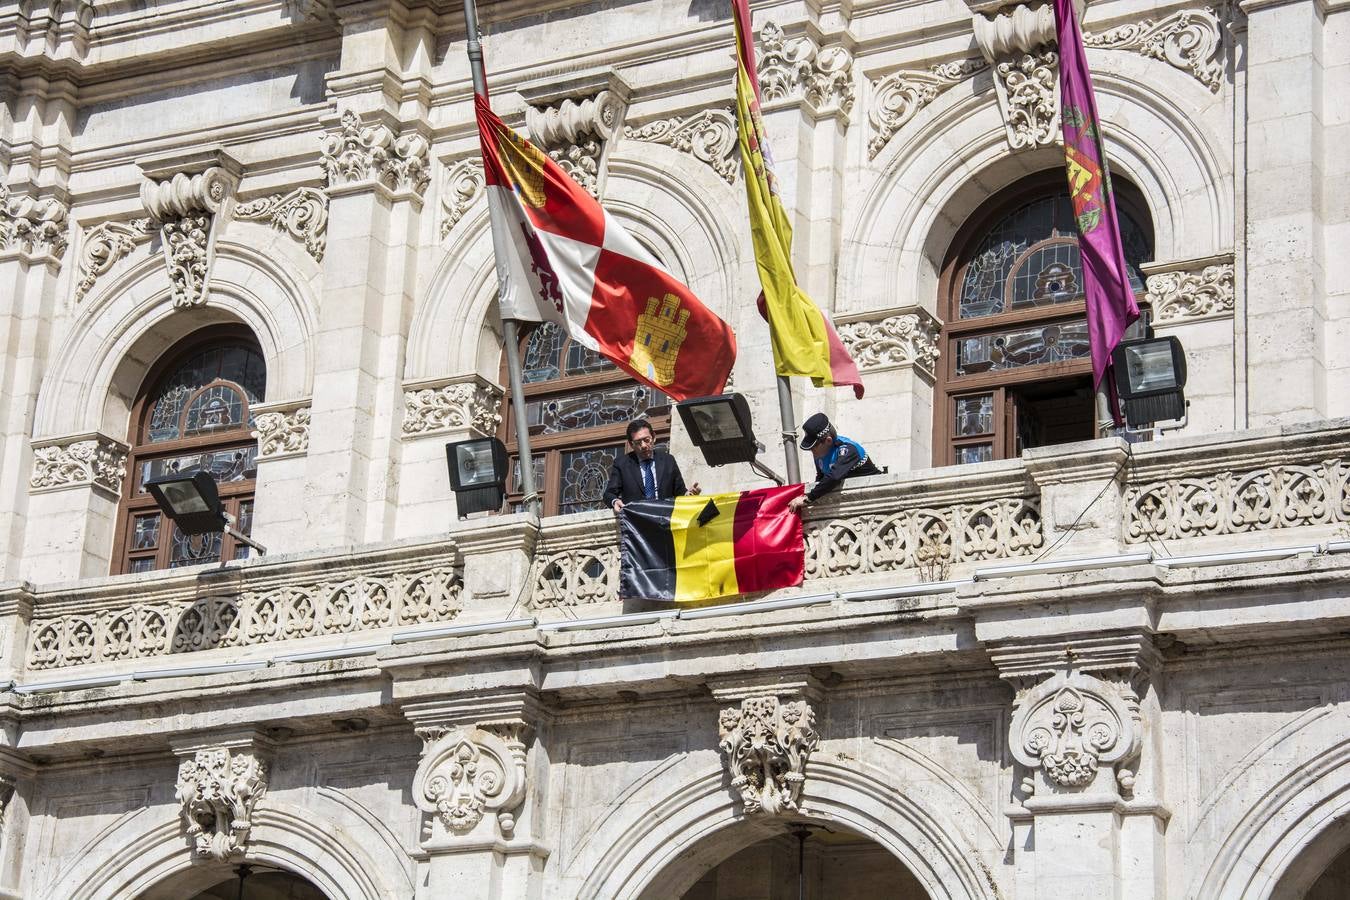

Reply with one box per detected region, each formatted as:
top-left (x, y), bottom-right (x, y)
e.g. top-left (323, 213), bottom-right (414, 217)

top-left (776, 375), bottom-right (801, 484)
top-left (464, 0), bottom-right (540, 517)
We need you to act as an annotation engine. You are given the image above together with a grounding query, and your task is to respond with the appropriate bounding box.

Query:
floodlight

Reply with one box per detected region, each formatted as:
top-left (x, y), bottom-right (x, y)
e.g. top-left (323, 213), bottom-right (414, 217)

top-left (145, 470), bottom-right (267, 556)
top-left (676, 393), bottom-right (784, 484)
top-left (1112, 336), bottom-right (1187, 428)
top-left (446, 437), bottom-right (509, 516)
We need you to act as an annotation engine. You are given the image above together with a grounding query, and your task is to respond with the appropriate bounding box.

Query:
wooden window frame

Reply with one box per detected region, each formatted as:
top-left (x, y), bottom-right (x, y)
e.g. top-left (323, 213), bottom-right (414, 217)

top-left (933, 173), bottom-right (1153, 467)
top-left (111, 328), bottom-right (263, 574)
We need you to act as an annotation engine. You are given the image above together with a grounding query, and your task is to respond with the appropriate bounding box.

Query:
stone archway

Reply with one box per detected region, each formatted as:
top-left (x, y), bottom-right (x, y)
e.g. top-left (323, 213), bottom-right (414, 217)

top-left (138, 862), bottom-right (330, 900)
top-left (667, 820), bottom-right (931, 900)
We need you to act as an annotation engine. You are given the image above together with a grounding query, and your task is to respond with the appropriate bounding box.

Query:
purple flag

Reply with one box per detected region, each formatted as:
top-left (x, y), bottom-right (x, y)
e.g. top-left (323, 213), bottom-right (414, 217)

top-left (1054, 0), bottom-right (1139, 417)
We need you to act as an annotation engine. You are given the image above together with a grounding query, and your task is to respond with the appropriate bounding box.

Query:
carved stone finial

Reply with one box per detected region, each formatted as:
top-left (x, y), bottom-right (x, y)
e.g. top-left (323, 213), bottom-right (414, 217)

top-left (718, 695), bottom-right (819, 816)
top-left (321, 110), bottom-right (430, 197)
top-left (412, 725), bottom-right (528, 843)
top-left (174, 746), bottom-right (268, 861)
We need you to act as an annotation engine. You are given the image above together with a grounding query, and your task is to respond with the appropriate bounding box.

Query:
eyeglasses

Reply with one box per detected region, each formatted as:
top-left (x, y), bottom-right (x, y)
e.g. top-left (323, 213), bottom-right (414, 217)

top-left (631, 434), bottom-right (655, 446)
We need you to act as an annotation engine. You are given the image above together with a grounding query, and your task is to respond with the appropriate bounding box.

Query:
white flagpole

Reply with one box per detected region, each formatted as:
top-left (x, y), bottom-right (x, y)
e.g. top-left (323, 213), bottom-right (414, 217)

top-left (463, 0), bottom-right (539, 516)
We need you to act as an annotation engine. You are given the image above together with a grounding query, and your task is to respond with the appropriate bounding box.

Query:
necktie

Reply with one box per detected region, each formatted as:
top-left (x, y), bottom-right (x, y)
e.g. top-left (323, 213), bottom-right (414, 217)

top-left (642, 460), bottom-right (656, 499)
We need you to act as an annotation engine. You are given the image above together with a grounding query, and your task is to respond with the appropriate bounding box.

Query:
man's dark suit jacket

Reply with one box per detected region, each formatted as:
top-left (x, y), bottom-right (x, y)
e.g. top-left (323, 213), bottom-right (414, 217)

top-left (603, 450), bottom-right (689, 506)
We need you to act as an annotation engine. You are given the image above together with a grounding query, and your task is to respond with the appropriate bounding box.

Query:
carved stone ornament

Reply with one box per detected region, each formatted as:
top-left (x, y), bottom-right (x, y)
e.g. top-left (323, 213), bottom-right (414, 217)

top-left (1009, 669), bottom-right (1141, 794)
top-left (251, 404), bottom-right (311, 458)
top-left (321, 110), bottom-right (430, 196)
top-left (175, 747), bottom-right (268, 861)
top-left (624, 109), bottom-right (739, 184)
top-left (140, 166), bottom-right (238, 308)
top-left (74, 218), bottom-right (152, 303)
top-left (402, 380), bottom-right (503, 438)
top-left (837, 312), bottom-right (941, 375)
top-left (1145, 261), bottom-right (1235, 323)
top-left (233, 188), bottom-right (328, 262)
top-left (0, 181), bottom-right (70, 262)
top-left (1084, 7), bottom-right (1224, 92)
top-left (526, 91), bottom-right (626, 198)
top-left (718, 696), bottom-right (819, 816)
top-left (757, 22), bottom-right (855, 117)
top-left (972, 2), bottom-right (1061, 150)
top-left (439, 159), bottom-right (485, 238)
top-left (868, 58), bottom-right (988, 159)
top-left (412, 725), bottom-right (528, 839)
top-left (30, 434), bottom-right (128, 494)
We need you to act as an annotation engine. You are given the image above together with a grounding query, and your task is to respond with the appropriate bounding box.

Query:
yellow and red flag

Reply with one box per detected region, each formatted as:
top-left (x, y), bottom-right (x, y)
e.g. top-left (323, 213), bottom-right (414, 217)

top-left (731, 0), bottom-right (863, 398)
top-left (476, 93), bottom-right (737, 401)
top-left (619, 484), bottom-right (805, 602)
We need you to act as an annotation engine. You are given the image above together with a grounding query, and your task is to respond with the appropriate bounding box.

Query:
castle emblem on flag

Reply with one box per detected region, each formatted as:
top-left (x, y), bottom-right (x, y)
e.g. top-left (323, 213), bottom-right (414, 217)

top-left (630, 294), bottom-right (690, 386)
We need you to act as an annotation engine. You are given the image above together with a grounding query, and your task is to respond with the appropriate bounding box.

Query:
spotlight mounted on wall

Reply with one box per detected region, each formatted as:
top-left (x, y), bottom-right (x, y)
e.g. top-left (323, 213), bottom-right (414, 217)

top-left (676, 393), bottom-right (784, 485)
top-left (1111, 335), bottom-right (1188, 429)
top-left (145, 470), bottom-right (267, 556)
top-left (445, 436), bottom-right (509, 517)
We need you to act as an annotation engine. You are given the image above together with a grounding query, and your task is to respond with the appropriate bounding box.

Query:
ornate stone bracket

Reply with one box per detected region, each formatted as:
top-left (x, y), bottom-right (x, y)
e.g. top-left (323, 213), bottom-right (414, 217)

top-left (971, 1), bottom-right (1065, 150)
top-left (521, 71), bottom-right (632, 199)
top-left (173, 735), bottom-right (270, 861)
top-left (868, 58), bottom-right (988, 159)
top-left (73, 218), bottom-right (152, 303)
top-left (1009, 668), bottom-right (1142, 794)
top-left (439, 158), bottom-right (485, 239)
top-left (29, 433), bottom-right (128, 495)
top-left (402, 376), bottom-right (503, 439)
top-left (1143, 254), bottom-right (1235, 324)
top-left (321, 109), bottom-right (430, 198)
top-left (836, 307), bottom-right (941, 377)
top-left (233, 188), bottom-right (328, 262)
top-left (138, 148), bottom-right (242, 309)
top-left (412, 722), bottom-right (530, 842)
top-left (0, 180), bottom-right (70, 264)
top-left (715, 686), bottom-right (820, 816)
top-left (623, 109), bottom-right (739, 184)
top-left (1084, 7), bottom-right (1225, 92)
top-left (250, 400), bottom-right (311, 459)
top-left (758, 22), bottom-right (856, 119)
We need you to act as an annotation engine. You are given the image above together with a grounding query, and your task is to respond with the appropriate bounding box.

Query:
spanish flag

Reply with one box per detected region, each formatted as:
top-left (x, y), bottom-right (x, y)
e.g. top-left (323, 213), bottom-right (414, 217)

top-left (476, 93), bottom-right (737, 401)
top-left (731, 0), bottom-right (863, 398)
top-left (619, 484), bottom-right (805, 602)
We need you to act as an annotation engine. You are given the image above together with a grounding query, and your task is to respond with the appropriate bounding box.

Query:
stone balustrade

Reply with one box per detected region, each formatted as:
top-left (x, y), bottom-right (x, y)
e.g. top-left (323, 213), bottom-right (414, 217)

top-left (10, 420), bottom-right (1349, 678)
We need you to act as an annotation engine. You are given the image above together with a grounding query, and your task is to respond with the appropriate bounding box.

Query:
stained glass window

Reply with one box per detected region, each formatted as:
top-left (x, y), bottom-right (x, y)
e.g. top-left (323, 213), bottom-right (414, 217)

top-left (559, 444), bottom-right (623, 515)
top-left (145, 345), bottom-right (264, 443)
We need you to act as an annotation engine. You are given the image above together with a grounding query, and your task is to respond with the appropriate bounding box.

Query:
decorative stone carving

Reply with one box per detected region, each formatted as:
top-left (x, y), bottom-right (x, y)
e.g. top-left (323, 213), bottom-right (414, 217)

top-left (251, 404), bottom-right (311, 458)
top-left (972, 2), bottom-right (1061, 150)
top-left (321, 110), bottom-right (430, 196)
top-left (1145, 261), bottom-right (1234, 323)
top-left (837, 312), bottom-right (941, 375)
top-left (402, 379), bottom-right (503, 437)
top-left (868, 58), bottom-right (988, 159)
top-left (526, 91), bottom-right (626, 197)
top-left (233, 188), bottom-right (328, 262)
top-left (412, 724), bottom-right (528, 838)
top-left (1124, 459), bottom-right (1350, 543)
top-left (74, 218), bottom-right (152, 302)
top-left (27, 565), bottom-right (463, 669)
top-left (0, 182), bottom-right (70, 261)
top-left (805, 498), bottom-right (1043, 580)
top-left (439, 159), bottom-right (485, 238)
top-left (1084, 7), bottom-right (1224, 92)
top-left (175, 746), bottom-right (268, 860)
top-left (1009, 669), bottom-right (1141, 793)
top-left (718, 696), bottom-right (819, 815)
top-left (528, 546), bottom-right (621, 609)
top-left (29, 434), bottom-right (128, 494)
top-left (757, 22), bottom-right (855, 116)
top-left (623, 109), bottom-right (739, 184)
top-left (140, 163), bottom-right (239, 308)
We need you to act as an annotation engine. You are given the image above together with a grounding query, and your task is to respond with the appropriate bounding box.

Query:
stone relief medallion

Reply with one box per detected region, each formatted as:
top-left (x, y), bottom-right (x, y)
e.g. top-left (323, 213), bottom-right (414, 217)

top-left (412, 725), bottom-right (528, 843)
top-left (718, 696), bottom-right (819, 816)
top-left (1009, 670), bottom-right (1141, 794)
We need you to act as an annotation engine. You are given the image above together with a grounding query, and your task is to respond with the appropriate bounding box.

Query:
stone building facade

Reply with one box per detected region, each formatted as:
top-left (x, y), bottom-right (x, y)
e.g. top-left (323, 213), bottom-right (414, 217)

top-left (1, 0), bottom-right (1348, 896)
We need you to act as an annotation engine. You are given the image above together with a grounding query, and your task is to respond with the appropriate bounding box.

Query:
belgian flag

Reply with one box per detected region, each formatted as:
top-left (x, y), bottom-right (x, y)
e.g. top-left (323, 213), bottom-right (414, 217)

top-left (619, 485), bottom-right (806, 602)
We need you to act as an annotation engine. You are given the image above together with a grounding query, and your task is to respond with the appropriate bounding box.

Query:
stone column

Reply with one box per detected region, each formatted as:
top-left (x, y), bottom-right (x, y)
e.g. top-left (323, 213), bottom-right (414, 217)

top-left (988, 636), bottom-right (1167, 900)
top-left (0, 584), bottom-right (33, 687)
top-left (403, 692), bottom-right (551, 900)
top-left (303, 107), bottom-right (428, 548)
top-left (1022, 438), bottom-right (1130, 559)
top-left (0, 184), bottom-right (71, 581)
top-left (22, 432), bottom-right (128, 581)
top-left (248, 400), bottom-right (312, 553)
top-left (1241, 0), bottom-right (1328, 424)
top-left (0, 747), bottom-right (35, 898)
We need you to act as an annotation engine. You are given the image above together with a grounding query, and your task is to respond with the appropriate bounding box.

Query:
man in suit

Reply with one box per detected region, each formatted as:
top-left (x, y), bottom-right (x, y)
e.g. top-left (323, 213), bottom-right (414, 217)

top-left (604, 418), bottom-right (700, 512)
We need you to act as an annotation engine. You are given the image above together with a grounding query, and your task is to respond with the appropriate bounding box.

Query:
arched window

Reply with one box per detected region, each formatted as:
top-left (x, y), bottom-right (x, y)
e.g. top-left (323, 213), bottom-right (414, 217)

top-left (501, 322), bottom-right (670, 515)
top-left (113, 330), bottom-right (265, 573)
top-left (935, 173), bottom-right (1153, 465)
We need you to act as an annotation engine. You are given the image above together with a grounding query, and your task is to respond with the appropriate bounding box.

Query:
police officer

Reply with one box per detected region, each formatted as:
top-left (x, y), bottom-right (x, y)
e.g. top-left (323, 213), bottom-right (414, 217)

top-left (787, 413), bottom-right (880, 514)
